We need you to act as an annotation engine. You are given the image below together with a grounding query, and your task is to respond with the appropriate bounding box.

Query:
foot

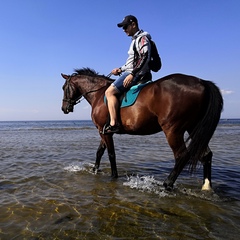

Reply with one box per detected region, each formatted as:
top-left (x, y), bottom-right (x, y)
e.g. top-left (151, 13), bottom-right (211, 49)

top-left (103, 124), bottom-right (120, 134)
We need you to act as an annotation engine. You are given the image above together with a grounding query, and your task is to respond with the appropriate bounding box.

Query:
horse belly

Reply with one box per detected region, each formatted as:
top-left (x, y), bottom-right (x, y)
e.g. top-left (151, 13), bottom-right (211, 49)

top-left (120, 106), bottom-right (162, 135)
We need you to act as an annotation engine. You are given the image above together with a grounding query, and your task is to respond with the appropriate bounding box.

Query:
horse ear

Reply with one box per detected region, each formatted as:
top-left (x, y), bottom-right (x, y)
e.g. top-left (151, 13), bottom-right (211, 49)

top-left (61, 73), bottom-right (69, 80)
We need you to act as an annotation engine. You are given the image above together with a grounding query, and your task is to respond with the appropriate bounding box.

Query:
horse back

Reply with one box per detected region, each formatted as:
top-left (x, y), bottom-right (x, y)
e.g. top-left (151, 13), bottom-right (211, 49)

top-left (121, 74), bottom-right (206, 133)
top-left (153, 73), bottom-right (205, 112)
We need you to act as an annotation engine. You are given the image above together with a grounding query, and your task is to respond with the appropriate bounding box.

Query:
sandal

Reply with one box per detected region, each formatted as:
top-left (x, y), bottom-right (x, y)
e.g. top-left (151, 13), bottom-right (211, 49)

top-left (103, 124), bottom-right (120, 134)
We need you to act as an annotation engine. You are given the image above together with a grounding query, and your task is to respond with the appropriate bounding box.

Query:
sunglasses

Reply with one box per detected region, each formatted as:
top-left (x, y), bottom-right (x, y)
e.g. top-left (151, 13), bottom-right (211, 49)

top-left (123, 23), bottom-right (132, 30)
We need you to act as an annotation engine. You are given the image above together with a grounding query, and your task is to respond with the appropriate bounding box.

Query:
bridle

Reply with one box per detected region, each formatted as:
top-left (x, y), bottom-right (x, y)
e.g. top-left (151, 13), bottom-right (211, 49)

top-left (62, 74), bottom-right (81, 112)
top-left (62, 74), bottom-right (109, 111)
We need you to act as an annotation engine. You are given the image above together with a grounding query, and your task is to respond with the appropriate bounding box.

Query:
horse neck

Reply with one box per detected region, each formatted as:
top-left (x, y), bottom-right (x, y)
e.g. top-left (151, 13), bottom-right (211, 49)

top-left (73, 75), bottom-right (110, 104)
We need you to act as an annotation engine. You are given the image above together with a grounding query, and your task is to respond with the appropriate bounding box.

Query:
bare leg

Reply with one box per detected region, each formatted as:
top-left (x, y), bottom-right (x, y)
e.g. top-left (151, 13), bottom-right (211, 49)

top-left (105, 85), bottom-right (120, 126)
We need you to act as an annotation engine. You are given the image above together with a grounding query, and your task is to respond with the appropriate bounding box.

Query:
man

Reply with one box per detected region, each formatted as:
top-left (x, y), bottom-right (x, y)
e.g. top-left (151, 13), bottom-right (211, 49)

top-left (104, 15), bottom-right (152, 134)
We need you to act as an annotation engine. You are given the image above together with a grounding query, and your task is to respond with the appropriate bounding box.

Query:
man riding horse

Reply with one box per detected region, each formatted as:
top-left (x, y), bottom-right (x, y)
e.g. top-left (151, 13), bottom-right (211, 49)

top-left (104, 15), bottom-right (156, 134)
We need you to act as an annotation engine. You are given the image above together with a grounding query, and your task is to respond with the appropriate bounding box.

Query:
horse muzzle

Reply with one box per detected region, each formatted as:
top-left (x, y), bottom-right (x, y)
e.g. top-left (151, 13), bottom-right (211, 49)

top-left (62, 100), bottom-right (74, 114)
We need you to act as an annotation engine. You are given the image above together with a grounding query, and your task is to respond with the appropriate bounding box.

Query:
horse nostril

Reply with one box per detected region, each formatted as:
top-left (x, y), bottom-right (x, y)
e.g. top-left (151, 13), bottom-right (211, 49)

top-left (67, 104), bottom-right (74, 113)
top-left (61, 106), bottom-right (68, 114)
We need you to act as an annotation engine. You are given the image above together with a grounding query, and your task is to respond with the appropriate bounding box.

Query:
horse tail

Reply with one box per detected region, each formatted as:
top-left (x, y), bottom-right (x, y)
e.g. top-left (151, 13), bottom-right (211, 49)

top-left (187, 80), bottom-right (223, 172)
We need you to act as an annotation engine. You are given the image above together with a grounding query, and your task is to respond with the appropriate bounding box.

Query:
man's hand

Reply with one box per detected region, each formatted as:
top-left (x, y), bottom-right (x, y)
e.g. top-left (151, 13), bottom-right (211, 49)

top-left (111, 68), bottom-right (122, 76)
top-left (123, 74), bottom-right (134, 88)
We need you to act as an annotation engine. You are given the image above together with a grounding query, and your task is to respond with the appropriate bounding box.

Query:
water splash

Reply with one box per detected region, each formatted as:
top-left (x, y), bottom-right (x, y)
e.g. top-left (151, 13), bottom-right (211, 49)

top-left (123, 175), bottom-right (172, 197)
top-left (123, 175), bottom-right (226, 201)
top-left (64, 162), bottom-right (96, 174)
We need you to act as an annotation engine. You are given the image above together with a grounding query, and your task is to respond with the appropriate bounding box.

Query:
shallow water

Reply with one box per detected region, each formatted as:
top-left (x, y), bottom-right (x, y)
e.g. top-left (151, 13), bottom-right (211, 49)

top-left (0, 120), bottom-right (240, 239)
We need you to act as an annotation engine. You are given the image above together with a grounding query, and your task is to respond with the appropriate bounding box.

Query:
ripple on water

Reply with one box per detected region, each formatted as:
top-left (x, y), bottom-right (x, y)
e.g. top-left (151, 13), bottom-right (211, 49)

top-left (0, 121), bottom-right (240, 239)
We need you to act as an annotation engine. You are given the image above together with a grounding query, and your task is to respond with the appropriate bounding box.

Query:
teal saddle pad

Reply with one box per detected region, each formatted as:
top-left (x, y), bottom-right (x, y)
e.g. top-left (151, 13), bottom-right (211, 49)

top-left (104, 81), bottom-right (151, 108)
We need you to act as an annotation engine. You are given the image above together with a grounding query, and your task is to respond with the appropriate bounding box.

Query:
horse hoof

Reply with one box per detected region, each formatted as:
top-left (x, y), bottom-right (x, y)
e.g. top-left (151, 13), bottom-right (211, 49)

top-left (201, 178), bottom-right (212, 191)
top-left (165, 185), bottom-right (173, 191)
top-left (93, 167), bottom-right (100, 174)
top-left (111, 174), bottom-right (118, 179)
top-left (163, 181), bottom-right (173, 191)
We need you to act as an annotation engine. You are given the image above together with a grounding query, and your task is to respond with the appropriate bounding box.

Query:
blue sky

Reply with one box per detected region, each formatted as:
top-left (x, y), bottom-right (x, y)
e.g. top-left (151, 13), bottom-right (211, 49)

top-left (0, 0), bottom-right (239, 121)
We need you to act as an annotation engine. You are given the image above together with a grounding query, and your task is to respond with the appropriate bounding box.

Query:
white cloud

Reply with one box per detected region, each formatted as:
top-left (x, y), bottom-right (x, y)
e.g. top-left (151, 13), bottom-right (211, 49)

top-left (221, 89), bottom-right (234, 95)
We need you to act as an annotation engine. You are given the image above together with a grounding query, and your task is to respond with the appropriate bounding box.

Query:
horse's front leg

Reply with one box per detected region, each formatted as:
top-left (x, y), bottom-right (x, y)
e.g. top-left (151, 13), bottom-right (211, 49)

top-left (102, 134), bottom-right (118, 178)
top-left (93, 139), bottom-right (106, 173)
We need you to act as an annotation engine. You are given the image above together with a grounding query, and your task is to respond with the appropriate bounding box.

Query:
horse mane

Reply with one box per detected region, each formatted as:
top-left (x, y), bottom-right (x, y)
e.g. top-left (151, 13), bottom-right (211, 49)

top-left (74, 67), bottom-right (112, 81)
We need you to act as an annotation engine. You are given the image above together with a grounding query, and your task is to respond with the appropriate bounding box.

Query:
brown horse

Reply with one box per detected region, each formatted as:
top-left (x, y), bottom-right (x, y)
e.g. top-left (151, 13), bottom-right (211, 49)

top-left (61, 68), bottom-right (223, 190)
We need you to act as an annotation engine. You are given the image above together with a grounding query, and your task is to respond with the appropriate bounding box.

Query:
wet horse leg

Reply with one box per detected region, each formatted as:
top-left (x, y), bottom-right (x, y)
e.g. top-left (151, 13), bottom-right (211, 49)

top-left (201, 147), bottom-right (212, 191)
top-left (93, 139), bottom-right (106, 173)
top-left (102, 135), bottom-right (118, 178)
top-left (163, 153), bottom-right (190, 190)
top-left (163, 132), bottom-right (189, 190)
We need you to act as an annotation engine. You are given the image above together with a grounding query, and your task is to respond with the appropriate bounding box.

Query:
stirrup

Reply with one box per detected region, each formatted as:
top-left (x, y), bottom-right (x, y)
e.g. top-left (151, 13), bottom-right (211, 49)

top-left (102, 124), bottom-right (120, 134)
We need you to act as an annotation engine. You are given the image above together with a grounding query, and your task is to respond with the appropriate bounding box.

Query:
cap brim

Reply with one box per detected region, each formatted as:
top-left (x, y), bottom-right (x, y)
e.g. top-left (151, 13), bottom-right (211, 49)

top-left (117, 22), bottom-right (124, 28)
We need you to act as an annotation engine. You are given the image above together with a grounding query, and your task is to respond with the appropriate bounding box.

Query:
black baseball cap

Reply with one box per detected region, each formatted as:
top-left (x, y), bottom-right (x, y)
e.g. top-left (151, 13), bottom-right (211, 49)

top-left (117, 15), bottom-right (138, 28)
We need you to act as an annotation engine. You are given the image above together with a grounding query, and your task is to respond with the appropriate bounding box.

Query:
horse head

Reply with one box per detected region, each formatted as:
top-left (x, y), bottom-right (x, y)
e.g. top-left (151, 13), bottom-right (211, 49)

top-left (61, 73), bottom-right (82, 114)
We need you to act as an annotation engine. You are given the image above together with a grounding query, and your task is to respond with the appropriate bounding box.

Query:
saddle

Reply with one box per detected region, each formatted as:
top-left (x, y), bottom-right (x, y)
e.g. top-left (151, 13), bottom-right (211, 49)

top-left (104, 81), bottom-right (151, 108)
top-left (120, 81), bottom-right (151, 107)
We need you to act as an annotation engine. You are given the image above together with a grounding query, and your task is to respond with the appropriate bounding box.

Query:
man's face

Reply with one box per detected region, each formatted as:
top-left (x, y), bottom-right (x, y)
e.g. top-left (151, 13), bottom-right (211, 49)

top-left (123, 22), bottom-right (137, 36)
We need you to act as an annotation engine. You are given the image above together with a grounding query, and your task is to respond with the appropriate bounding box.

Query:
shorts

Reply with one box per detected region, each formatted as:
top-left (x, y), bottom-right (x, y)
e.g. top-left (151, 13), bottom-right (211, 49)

top-left (112, 72), bottom-right (140, 93)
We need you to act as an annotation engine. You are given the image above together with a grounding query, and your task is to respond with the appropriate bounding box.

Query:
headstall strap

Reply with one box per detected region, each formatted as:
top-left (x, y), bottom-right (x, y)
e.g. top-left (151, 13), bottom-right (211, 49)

top-left (64, 73), bottom-right (110, 106)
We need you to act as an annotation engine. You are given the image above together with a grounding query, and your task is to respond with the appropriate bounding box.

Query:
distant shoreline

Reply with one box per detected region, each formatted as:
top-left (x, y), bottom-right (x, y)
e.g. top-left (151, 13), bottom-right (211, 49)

top-left (0, 119), bottom-right (240, 122)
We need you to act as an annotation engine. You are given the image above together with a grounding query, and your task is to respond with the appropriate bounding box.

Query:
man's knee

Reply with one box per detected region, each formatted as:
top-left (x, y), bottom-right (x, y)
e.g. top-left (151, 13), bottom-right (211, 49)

top-left (105, 85), bottom-right (118, 98)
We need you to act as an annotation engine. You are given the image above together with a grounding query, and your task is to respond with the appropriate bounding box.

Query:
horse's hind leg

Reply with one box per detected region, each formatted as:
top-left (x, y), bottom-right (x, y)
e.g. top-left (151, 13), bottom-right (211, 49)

top-left (201, 146), bottom-right (212, 191)
top-left (163, 132), bottom-right (190, 190)
top-left (93, 139), bottom-right (106, 173)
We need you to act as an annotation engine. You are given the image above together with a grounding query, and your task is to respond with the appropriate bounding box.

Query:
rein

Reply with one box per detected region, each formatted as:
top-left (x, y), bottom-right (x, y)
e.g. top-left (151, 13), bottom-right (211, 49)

top-left (73, 85), bottom-right (107, 105)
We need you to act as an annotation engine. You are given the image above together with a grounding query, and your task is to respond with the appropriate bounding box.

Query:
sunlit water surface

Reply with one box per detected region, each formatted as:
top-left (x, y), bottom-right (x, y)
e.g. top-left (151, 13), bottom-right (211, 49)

top-left (0, 120), bottom-right (239, 239)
